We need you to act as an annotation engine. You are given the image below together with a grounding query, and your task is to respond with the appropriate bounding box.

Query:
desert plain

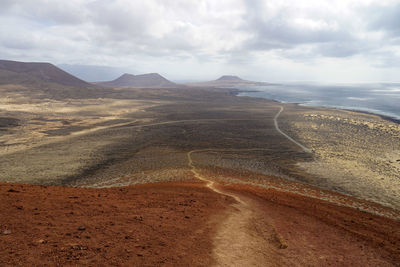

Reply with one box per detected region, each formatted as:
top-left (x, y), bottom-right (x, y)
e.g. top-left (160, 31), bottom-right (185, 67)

top-left (0, 77), bottom-right (399, 266)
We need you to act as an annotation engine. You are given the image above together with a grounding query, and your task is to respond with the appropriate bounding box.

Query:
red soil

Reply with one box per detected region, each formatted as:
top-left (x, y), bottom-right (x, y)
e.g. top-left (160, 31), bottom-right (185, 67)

top-left (0, 181), bottom-right (232, 266)
top-left (0, 180), bottom-right (399, 266)
top-left (222, 184), bottom-right (400, 266)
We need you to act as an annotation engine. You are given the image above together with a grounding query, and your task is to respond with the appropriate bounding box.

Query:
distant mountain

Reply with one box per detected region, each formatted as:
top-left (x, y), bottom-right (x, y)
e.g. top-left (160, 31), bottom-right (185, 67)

top-left (97, 73), bottom-right (178, 88)
top-left (216, 75), bottom-right (244, 82)
top-left (0, 60), bottom-right (92, 87)
top-left (58, 64), bottom-right (130, 82)
top-left (186, 75), bottom-right (272, 87)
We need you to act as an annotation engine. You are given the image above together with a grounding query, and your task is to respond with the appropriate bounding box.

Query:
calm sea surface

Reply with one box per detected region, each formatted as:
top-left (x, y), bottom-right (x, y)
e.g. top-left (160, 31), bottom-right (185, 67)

top-left (237, 83), bottom-right (400, 121)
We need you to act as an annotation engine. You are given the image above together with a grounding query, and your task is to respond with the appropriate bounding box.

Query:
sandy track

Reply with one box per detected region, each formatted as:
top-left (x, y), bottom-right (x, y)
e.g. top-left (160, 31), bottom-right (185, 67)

top-left (274, 106), bottom-right (311, 153)
top-left (183, 105), bottom-right (313, 265)
top-left (187, 150), bottom-right (400, 266)
top-left (188, 150), bottom-right (286, 266)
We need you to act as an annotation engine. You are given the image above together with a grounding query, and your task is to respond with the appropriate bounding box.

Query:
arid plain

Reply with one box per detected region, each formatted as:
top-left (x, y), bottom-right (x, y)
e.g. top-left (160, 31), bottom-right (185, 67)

top-left (0, 64), bottom-right (399, 266)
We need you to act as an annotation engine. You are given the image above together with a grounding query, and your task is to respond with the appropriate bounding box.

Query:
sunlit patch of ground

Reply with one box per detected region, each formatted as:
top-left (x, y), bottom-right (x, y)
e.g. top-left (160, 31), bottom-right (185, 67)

top-left (279, 105), bottom-right (400, 210)
top-left (0, 92), bottom-right (162, 154)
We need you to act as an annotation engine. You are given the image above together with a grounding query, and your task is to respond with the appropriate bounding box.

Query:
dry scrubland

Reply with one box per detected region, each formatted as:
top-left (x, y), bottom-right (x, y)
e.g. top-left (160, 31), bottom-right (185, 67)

top-left (0, 85), bottom-right (308, 187)
top-left (279, 104), bottom-right (400, 210)
top-left (0, 84), bottom-right (399, 213)
top-left (1, 83), bottom-right (400, 265)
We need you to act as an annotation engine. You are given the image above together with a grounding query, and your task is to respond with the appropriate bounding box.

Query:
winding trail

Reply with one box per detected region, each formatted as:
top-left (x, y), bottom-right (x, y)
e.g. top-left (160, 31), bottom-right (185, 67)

top-left (274, 106), bottom-right (312, 153)
top-left (187, 150), bottom-right (244, 204)
top-left (187, 150), bottom-right (286, 266)
top-left (184, 106), bottom-right (312, 265)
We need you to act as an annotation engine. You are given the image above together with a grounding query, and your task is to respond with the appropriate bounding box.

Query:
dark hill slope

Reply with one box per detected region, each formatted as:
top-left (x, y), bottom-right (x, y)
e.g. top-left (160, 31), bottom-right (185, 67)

top-left (0, 60), bottom-right (91, 87)
top-left (0, 60), bottom-right (115, 99)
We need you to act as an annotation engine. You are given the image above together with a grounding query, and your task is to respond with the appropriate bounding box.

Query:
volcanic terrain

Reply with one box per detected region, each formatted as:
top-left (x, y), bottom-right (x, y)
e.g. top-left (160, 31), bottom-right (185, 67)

top-left (0, 60), bottom-right (399, 266)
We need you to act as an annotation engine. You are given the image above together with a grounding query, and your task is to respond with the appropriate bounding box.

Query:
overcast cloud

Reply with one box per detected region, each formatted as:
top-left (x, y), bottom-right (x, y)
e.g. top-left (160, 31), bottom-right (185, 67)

top-left (0, 0), bottom-right (399, 82)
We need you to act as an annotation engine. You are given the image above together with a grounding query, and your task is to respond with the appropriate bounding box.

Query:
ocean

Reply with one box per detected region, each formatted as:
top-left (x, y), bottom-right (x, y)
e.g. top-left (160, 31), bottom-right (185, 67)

top-left (236, 83), bottom-right (400, 121)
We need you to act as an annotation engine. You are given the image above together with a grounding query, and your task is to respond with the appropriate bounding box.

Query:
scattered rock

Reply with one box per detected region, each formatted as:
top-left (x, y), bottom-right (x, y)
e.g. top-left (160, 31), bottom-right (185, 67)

top-left (77, 226), bottom-right (86, 231)
top-left (71, 244), bottom-right (88, 250)
top-left (134, 216), bottom-right (143, 221)
top-left (37, 239), bottom-right (47, 244)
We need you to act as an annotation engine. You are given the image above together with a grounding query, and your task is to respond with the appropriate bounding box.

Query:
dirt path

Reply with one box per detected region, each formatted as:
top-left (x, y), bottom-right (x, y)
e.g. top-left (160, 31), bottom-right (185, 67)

top-left (187, 150), bottom-right (285, 266)
top-left (274, 106), bottom-right (312, 153)
top-left (183, 106), bottom-right (312, 265)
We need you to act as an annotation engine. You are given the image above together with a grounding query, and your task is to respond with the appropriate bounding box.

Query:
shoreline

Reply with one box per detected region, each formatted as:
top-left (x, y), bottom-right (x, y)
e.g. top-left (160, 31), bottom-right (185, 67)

top-left (231, 88), bottom-right (400, 125)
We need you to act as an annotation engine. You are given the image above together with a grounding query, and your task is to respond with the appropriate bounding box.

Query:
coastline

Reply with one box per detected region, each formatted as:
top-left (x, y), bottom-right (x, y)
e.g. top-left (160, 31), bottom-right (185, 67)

top-left (232, 88), bottom-right (400, 125)
top-left (342, 108), bottom-right (400, 125)
top-left (226, 86), bottom-right (400, 211)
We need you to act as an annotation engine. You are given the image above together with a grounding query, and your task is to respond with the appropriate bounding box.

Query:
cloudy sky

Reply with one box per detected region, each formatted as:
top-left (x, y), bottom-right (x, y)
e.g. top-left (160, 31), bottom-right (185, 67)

top-left (0, 0), bottom-right (399, 82)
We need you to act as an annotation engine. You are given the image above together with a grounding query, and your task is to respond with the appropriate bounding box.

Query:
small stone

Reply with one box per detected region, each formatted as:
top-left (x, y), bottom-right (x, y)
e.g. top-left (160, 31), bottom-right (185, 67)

top-left (77, 226), bottom-right (86, 231)
top-left (134, 216), bottom-right (143, 221)
top-left (2, 229), bottom-right (11, 235)
top-left (7, 189), bottom-right (19, 193)
top-left (37, 239), bottom-right (47, 244)
top-left (279, 244), bottom-right (288, 249)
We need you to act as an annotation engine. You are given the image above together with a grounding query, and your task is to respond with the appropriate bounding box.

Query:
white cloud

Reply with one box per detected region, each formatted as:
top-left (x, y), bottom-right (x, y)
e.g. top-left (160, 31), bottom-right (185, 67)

top-left (0, 0), bottom-right (399, 82)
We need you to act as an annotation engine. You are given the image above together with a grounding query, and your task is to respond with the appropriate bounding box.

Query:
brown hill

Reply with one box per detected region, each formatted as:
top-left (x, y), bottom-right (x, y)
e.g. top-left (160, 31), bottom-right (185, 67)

top-left (187, 75), bottom-right (273, 87)
top-left (0, 60), bottom-right (92, 87)
top-left (97, 73), bottom-right (178, 88)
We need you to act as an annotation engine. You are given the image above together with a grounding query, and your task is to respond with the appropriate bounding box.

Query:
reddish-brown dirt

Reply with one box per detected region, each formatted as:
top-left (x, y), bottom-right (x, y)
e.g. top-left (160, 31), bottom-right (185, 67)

top-left (0, 181), bottom-right (232, 266)
top-left (221, 184), bottom-right (400, 266)
top-left (1, 180), bottom-right (399, 266)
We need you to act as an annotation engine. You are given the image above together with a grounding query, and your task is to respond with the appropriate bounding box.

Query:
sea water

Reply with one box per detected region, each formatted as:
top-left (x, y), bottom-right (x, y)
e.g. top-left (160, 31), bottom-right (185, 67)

top-left (237, 83), bottom-right (400, 121)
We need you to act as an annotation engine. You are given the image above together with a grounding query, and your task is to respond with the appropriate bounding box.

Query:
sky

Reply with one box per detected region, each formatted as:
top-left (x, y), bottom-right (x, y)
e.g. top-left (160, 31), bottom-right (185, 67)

top-left (0, 0), bottom-right (399, 82)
